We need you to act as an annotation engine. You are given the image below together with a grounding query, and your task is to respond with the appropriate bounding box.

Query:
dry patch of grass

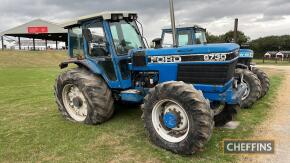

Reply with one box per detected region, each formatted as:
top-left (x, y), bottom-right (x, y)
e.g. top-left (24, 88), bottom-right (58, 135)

top-left (0, 50), bottom-right (67, 68)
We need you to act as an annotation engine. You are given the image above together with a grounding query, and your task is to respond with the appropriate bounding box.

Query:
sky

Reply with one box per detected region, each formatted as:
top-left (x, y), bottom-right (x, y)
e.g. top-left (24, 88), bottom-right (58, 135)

top-left (0, 0), bottom-right (290, 41)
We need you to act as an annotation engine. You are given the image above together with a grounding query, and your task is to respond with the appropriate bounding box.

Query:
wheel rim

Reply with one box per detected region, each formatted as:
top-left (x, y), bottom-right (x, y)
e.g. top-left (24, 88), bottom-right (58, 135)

top-left (152, 99), bottom-right (189, 143)
top-left (62, 84), bottom-right (88, 122)
top-left (242, 79), bottom-right (250, 100)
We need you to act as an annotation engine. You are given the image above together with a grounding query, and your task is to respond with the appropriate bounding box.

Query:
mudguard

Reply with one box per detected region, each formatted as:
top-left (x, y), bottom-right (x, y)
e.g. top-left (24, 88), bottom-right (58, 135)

top-left (59, 59), bottom-right (102, 74)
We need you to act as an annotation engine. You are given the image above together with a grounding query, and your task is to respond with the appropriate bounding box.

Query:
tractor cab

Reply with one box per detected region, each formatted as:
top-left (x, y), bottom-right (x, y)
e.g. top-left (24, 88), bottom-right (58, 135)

top-left (157, 25), bottom-right (254, 66)
top-left (153, 25), bottom-right (207, 48)
top-left (63, 12), bottom-right (145, 89)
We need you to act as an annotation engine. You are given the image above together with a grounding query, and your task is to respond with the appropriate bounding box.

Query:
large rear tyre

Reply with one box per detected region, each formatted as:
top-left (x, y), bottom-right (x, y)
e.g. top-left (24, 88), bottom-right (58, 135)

top-left (142, 81), bottom-right (214, 155)
top-left (235, 68), bottom-right (262, 108)
top-left (252, 67), bottom-right (270, 98)
top-left (54, 68), bottom-right (114, 125)
top-left (213, 104), bottom-right (240, 127)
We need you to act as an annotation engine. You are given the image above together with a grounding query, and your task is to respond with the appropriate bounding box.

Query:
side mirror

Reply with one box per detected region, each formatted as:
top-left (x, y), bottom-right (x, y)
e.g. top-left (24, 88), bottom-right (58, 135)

top-left (152, 38), bottom-right (162, 49)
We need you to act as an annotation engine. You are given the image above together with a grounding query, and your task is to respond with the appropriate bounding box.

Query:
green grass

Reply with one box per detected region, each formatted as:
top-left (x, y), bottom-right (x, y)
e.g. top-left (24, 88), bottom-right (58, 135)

top-left (0, 51), bottom-right (284, 162)
top-left (254, 59), bottom-right (290, 65)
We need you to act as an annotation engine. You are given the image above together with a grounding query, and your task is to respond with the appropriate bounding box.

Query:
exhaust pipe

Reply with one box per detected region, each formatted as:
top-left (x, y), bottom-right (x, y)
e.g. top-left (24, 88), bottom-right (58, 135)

top-left (169, 0), bottom-right (177, 47)
top-left (233, 18), bottom-right (238, 43)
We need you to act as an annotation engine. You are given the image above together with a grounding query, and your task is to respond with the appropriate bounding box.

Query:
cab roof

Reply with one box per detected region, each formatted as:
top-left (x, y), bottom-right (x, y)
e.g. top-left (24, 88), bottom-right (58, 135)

top-left (162, 24), bottom-right (206, 31)
top-left (62, 11), bottom-right (137, 29)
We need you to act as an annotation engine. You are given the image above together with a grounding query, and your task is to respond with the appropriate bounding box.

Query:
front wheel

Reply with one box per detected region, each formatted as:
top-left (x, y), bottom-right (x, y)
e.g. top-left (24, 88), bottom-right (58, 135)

top-left (235, 68), bottom-right (262, 108)
top-left (142, 81), bottom-right (214, 155)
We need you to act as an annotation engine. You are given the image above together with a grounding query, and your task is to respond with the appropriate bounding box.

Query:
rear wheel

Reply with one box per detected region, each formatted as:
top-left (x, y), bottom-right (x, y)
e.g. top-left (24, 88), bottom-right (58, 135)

top-left (54, 68), bottom-right (115, 125)
top-left (252, 67), bottom-right (270, 98)
top-left (235, 68), bottom-right (262, 108)
top-left (142, 81), bottom-right (214, 155)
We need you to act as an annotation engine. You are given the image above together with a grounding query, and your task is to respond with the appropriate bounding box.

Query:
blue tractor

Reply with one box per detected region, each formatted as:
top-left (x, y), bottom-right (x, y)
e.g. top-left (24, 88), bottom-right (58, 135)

top-left (55, 11), bottom-right (246, 155)
top-left (238, 48), bottom-right (270, 103)
top-left (155, 25), bottom-right (270, 108)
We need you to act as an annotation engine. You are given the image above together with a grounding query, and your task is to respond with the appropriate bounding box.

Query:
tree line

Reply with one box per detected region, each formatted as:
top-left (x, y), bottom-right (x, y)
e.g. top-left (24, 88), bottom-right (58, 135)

top-left (206, 31), bottom-right (290, 58)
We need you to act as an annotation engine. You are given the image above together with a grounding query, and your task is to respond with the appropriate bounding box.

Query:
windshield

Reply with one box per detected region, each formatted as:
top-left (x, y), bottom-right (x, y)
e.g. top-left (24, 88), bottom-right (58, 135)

top-left (109, 20), bottom-right (145, 55)
top-left (178, 30), bottom-right (191, 46)
top-left (194, 30), bottom-right (207, 44)
top-left (162, 28), bottom-right (207, 47)
top-left (162, 31), bottom-right (191, 47)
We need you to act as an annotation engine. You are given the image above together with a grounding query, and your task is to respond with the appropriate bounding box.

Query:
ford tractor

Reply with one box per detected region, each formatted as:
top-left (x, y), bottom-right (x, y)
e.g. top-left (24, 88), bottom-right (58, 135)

top-left (154, 25), bottom-right (269, 108)
top-left (54, 10), bottom-right (246, 155)
top-left (238, 47), bottom-right (270, 104)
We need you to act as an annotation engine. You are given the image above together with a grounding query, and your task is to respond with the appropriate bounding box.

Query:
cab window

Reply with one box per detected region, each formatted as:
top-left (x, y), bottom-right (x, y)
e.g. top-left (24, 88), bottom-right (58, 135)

top-left (177, 30), bottom-right (192, 46)
top-left (178, 34), bottom-right (189, 46)
top-left (194, 30), bottom-right (207, 44)
top-left (85, 22), bottom-right (109, 57)
top-left (162, 32), bottom-right (173, 48)
top-left (109, 20), bottom-right (144, 55)
top-left (69, 27), bottom-right (83, 57)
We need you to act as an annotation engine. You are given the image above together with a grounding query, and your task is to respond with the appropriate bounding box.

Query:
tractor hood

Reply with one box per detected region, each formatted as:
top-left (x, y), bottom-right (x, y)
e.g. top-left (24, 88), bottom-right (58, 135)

top-left (146, 43), bottom-right (240, 56)
top-left (130, 43), bottom-right (240, 66)
top-left (239, 49), bottom-right (254, 58)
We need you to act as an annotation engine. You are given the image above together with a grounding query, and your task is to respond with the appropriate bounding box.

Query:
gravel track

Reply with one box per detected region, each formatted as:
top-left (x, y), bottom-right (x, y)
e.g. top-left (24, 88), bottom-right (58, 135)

top-left (240, 65), bottom-right (290, 163)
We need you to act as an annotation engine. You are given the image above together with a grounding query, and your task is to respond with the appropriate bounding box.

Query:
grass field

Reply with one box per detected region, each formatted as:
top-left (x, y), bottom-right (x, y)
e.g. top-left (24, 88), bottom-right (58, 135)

top-left (0, 51), bottom-right (284, 162)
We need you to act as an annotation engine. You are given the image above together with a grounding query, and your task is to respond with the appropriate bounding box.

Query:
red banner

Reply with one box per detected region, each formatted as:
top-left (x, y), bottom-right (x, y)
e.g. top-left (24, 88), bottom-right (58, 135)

top-left (28, 27), bottom-right (48, 34)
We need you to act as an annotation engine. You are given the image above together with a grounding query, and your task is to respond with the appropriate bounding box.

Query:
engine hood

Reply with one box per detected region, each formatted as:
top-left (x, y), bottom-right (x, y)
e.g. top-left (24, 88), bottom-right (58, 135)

top-left (145, 43), bottom-right (240, 56)
top-left (240, 48), bottom-right (254, 58)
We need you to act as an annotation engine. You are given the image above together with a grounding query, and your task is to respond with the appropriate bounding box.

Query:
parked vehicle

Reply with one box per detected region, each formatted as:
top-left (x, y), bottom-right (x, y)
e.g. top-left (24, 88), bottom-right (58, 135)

top-left (155, 25), bottom-right (269, 108)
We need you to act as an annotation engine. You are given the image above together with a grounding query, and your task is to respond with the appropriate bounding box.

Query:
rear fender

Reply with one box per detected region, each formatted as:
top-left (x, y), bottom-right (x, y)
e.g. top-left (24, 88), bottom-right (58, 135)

top-left (59, 59), bottom-right (102, 74)
top-left (59, 59), bottom-right (117, 88)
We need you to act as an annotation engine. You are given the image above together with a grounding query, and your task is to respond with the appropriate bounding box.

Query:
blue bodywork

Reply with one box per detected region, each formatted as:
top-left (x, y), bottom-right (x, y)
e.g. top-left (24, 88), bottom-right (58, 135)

top-left (64, 19), bottom-right (246, 107)
top-left (239, 49), bottom-right (254, 59)
top-left (126, 44), bottom-right (246, 104)
top-left (160, 27), bottom-right (254, 64)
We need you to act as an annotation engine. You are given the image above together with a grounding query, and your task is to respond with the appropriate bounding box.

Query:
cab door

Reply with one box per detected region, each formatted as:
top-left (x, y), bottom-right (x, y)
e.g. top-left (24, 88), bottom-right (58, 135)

top-left (82, 20), bottom-right (123, 88)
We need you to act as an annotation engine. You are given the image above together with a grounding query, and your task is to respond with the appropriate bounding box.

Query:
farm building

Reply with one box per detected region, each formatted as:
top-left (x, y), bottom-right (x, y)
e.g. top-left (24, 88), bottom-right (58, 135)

top-left (0, 19), bottom-right (67, 50)
top-left (0, 39), bottom-right (66, 50)
top-left (264, 51), bottom-right (290, 62)
top-left (0, 40), bottom-right (16, 49)
top-left (276, 52), bottom-right (284, 60)
top-left (277, 51), bottom-right (290, 58)
top-left (264, 51), bottom-right (278, 58)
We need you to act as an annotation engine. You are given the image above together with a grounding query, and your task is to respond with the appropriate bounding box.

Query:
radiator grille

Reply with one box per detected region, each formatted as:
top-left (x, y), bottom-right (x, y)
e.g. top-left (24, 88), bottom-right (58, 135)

top-left (177, 61), bottom-right (237, 85)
